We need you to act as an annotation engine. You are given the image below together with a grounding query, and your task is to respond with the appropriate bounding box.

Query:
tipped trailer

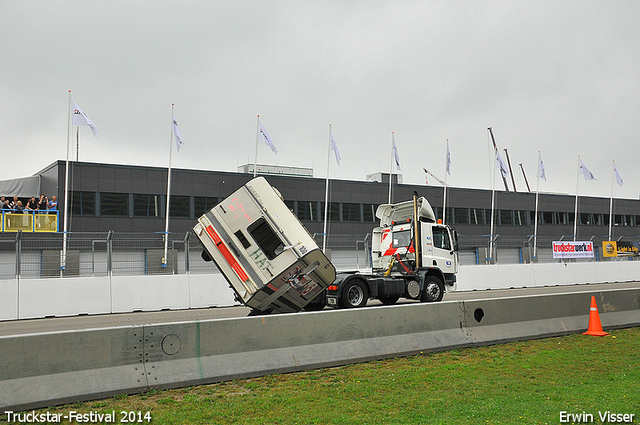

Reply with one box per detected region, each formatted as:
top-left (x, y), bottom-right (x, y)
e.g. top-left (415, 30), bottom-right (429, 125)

top-left (194, 177), bottom-right (458, 315)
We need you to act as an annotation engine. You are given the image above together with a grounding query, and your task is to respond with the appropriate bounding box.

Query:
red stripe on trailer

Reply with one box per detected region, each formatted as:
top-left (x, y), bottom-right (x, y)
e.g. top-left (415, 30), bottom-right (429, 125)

top-left (205, 225), bottom-right (250, 282)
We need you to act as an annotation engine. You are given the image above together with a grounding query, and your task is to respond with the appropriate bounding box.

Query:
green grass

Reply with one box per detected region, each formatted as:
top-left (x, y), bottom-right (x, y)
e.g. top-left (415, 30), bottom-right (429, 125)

top-left (38, 328), bottom-right (639, 424)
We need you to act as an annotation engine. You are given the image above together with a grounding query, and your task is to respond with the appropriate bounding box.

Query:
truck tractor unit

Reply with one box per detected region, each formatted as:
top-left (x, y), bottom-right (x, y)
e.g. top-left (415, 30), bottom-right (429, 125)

top-left (194, 177), bottom-right (458, 315)
top-left (321, 194), bottom-right (458, 309)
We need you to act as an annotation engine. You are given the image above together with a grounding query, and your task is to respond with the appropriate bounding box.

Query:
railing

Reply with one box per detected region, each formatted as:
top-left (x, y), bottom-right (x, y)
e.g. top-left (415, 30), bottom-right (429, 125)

top-left (0, 230), bottom-right (637, 280)
top-left (1, 210), bottom-right (59, 232)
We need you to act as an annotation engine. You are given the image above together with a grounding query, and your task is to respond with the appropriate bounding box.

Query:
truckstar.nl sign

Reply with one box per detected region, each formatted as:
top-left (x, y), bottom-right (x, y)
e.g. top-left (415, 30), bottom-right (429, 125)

top-left (552, 241), bottom-right (594, 259)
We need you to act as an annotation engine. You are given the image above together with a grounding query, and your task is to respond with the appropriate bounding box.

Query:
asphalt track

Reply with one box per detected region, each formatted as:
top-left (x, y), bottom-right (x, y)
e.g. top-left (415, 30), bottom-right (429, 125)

top-left (2, 281), bottom-right (639, 337)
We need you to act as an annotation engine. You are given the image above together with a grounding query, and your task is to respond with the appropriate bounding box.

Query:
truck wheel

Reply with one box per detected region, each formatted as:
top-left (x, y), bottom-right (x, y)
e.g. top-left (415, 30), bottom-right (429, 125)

top-left (339, 280), bottom-right (368, 308)
top-left (379, 296), bottom-right (399, 305)
top-left (421, 276), bottom-right (444, 302)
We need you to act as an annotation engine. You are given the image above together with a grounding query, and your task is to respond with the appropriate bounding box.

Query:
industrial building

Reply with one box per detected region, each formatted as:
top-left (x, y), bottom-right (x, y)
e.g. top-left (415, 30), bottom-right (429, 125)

top-left (1, 160), bottom-right (638, 264)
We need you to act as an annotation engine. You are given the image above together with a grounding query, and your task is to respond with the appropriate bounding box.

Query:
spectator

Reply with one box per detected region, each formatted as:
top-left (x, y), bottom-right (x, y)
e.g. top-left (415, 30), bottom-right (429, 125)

top-left (10, 196), bottom-right (18, 209)
top-left (25, 196), bottom-right (38, 212)
top-left (15, 200), bottom-right (24, 213)
top-left (48, 196), bottom-right (58, 212)
top-left (1, 198), bottom-right (10, 210)
top-left (37, 194), bottom-right (48, 211)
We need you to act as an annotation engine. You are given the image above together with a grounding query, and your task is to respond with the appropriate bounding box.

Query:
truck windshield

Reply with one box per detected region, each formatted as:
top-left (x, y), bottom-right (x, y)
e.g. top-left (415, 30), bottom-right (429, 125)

top-left (432, 227), bottom-right (451, 251)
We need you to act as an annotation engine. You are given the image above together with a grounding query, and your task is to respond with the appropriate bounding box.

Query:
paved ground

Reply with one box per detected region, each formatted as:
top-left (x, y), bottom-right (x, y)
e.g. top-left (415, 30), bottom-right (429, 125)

top-left (1, 281), bottom-right (638, 337)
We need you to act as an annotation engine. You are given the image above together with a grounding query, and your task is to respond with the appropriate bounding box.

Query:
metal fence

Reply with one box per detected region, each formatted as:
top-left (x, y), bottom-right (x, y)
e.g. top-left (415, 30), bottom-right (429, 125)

top-left (0, 231), bottom-right (217, 280)
top-left (0, 230), bottom-right (637, 280)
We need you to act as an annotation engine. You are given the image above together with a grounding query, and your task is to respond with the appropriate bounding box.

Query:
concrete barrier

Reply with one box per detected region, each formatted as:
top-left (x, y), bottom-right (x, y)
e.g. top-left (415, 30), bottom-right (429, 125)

top-left (187, 273), bottom-right (238, 309)
top-left (2, 287), bottom-right (639, 412)
top-left (0, 279), bottom-right (18, 321)
top-left (1, 327), bottom-right (147, 411)
top-left (110, 274), bottom-right (191, 313)
top-left (18, 277), bottom-right (111, 319)
top-left (463, 288), bottom-right (640, 346)
top-left (3, 261), bottom-right (640, 320)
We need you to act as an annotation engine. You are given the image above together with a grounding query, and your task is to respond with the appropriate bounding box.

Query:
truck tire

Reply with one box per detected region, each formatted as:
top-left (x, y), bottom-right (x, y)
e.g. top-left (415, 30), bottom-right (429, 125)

top-left (421, 276), bottom-right (444, 302)
top-left (339, 279), bottom-right (368, 308)
top-left (379, 296), bottom-right (400, 305)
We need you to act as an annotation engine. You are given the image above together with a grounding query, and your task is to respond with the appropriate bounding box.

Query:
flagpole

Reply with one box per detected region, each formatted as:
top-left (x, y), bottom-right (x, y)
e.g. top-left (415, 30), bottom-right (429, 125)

top-left (488, 129), bottom-right (497, 263)
top-left (61, 90), bottom-right (72, 271)
top-left (608, 160), bottom-right (615, 241)
top-left (533, 151), bottom-right (541, 260)
top-left (388, 132), bottom-right (394, 204)
top-left (163, 104), bottom-right (175, 267)
top-left (443, 139), bottom-right (449, 225)
top-left (573, 155), bottom-right (580, 242)
top-left (322, 125), bottom-right (332, 253)
top-left (254, 115), bottom-right (260, 177)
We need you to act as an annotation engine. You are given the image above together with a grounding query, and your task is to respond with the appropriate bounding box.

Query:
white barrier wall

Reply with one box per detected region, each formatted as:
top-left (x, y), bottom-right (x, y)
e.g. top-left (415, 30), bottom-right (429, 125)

top-left (188, 273), bottom-right (237, 308)
top-left (0, 279), bottom-right (18, 321)
top-left (2, 262), bottom-right (640, 320)
top-left (111, 274), bottom-right (191, 313)
top-left (452, 261), bottom-right (639, 292)
top-left (18, 277), bottom-right (111, 319)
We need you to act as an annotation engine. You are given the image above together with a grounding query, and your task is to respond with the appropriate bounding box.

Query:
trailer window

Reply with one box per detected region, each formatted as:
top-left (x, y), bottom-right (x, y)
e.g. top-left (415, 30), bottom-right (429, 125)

top-left (432, 227), bottom-right (451, 250)
top-left (392, 229), bottom-right (412, 248)
top-left (248, 218), bottom-right (285, 260)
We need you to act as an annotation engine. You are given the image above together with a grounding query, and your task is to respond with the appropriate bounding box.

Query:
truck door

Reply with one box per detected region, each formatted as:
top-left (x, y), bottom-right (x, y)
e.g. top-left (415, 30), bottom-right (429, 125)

top-left (430, 226), bottom-right (457, 274)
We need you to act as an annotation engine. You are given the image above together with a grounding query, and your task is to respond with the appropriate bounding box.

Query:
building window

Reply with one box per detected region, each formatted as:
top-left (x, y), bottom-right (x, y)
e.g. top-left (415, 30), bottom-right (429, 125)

top-left (363, 204), bottom-right (377, 222)
top-left (322, 202), bottom-right (340, 222)
top-left (284, 200), bottom-right (295, 213)
top-left (298, 201), bottom-right (317, 221)
top-left (555, 212), bottom-right (568, 225)
top-left (580, 213), bottom-right (591, 225)
top-left (169, 195), bottom-right (190, 218)
top-left (500, 210), bottom-right (513, 226)
top-left (592, 214), bottom-right (603, 226)
top-left (470, 208), bottom-right (484, 225)
top-left (71, 191), bottom-right (95, 216)
top-left (542, 211), bottom-right (553, 225)
top-left (514, 210), bottom-right (527, 226)
top-left (194, 197), bottom-right (218, 215)
top-left (453, 208), bottom-right (469, 225)
top-left (134, 194), bottom-right (160, 217)
top-left (343, 203), bottom-right (361, 222)
top-left (485, 209), bottom-right (497, 226)
top-left (100, 192), bottom-right (128, 216)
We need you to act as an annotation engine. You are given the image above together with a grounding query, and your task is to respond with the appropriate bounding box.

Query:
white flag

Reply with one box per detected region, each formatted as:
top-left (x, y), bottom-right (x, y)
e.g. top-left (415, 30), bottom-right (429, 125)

top-left (258, 120), bottom-right (278, 155)
top-left (614, 165), bottom-right (624, 187)
top-left (496, 149), bottom-right (509, 178)
top-left (538, 153), bottom-right (547, 181)
top-left (579, 159), bottom-right (596, 181)
top-left (392, 139), bottom-right (401, 171)
top-left (330, 132), bottom-right (341, 165)
top-left (172, 110), bottom-right (184, 151)
top-left (445, 141), bottom-right (451, 176)
top-left (71, 100), bottom-right (98, 137)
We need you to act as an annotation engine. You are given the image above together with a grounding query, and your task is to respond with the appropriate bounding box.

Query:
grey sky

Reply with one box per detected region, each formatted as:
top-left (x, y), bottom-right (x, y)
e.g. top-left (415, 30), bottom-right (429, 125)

top-left (1, 1), bottom-right (639, 200)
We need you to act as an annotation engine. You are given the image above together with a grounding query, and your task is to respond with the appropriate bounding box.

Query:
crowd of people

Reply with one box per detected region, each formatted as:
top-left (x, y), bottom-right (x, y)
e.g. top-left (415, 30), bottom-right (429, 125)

top-left (0, 194), bottom-right (58, 213)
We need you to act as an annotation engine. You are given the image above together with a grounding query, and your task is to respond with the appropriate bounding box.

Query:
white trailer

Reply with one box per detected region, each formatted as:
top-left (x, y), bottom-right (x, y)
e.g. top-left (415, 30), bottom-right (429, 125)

top-left (193, 177), bottom-right (336, 314)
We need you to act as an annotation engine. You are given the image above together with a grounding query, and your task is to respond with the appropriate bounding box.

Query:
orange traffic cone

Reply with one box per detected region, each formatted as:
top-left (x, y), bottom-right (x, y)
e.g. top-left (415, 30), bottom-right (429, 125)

top-left (583, 296), bottom-right (609, 337)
